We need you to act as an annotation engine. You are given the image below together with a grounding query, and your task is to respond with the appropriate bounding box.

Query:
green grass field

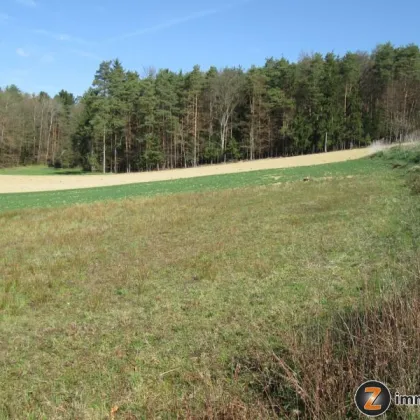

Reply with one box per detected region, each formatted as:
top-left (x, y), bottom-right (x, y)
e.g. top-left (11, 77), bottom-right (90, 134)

top-left (0, 165), bottom-right (93, 176)
top-left (0, 146), bottom-right (419, 418)
top-left (0, 158), bottom-right (387, 213)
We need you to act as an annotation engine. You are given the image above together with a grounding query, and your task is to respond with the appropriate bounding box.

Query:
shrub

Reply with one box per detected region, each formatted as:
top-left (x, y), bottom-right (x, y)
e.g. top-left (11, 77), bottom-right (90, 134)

top-left (53, 159), bottom-right (62, 169)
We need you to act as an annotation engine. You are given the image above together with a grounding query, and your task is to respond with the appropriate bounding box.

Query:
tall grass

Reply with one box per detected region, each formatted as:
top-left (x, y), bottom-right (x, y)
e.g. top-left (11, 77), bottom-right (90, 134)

top-left (232, 146), bottom-right (420, 419)
top-left (240, 267), bottom-right (420, 418)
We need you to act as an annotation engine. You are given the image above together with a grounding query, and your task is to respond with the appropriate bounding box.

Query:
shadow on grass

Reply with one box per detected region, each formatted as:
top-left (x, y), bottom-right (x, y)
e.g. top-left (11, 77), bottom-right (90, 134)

top-left (49, 170), bottom-right (92, 175)
top-left (0, 166), bottom-right (98, 176)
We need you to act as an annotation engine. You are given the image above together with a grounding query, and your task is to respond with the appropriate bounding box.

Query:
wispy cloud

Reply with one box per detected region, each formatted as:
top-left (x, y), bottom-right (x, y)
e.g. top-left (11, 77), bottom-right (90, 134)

top-left (35, 29), bottom-right (93, 46)
top-left (40, 53), bottom-right (54, 63)
top-left (0, 13), bottom-right (10, 22)
top-left (108, 0), bottom-right (253, 42)
top-left (108, 8), bottom-right (218, 42)
top-left (70, 49), bottom-right (102, 61)
top-left (16, 48), bottom-right (30, 57)
top-left (16, 0), bottom-right (37, 7)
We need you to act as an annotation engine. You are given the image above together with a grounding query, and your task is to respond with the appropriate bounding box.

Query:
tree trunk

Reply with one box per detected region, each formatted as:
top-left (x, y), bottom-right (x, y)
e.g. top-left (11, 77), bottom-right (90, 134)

top-left (193, 94), bottom-right (198, 167)
top-left (0, 99), bottom-right (8, 158)
top-left (33, 104), bottom-right (37, 160)
top-left (250, 96), bottom-right (255, 160)
top-left (344, 84), bottom-right (348, 118)
top-left (125, 116), bottom-right (129, 173)
top-left (114, 143), bottom-right (117, 173)
top-left (37, 104), bottom-right (45, 163)
top-left (209, 100), bottom-right (213, 142)
top-left (103, 124), bottom-right (106, 174)
top-left (45, 109), bottom-right (54, 162)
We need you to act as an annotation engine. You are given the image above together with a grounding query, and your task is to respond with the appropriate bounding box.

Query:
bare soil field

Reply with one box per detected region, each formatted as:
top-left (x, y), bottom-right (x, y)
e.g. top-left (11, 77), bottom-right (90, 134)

top-left (0, 147), bottom-right (377, 193)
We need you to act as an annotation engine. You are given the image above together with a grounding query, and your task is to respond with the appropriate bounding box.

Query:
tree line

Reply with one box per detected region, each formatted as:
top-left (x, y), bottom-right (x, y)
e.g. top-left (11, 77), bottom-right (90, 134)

top-left (1, 42), bottom-right (419, 172)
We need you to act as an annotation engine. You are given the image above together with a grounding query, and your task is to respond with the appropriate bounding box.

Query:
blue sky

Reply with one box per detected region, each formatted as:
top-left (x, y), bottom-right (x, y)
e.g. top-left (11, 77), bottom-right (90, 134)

top-left (0, 0), bottom-right (419, 96)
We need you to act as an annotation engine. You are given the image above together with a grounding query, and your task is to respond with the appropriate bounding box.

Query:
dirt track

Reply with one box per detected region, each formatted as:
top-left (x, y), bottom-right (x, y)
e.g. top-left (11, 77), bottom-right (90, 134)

top-left (0, 148), bottom-right (378, 194)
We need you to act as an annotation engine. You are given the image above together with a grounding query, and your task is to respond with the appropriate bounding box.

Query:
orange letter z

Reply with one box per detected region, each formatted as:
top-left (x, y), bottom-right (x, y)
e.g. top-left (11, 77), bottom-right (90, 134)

top-left (364, 387), bottom-right (382, 411)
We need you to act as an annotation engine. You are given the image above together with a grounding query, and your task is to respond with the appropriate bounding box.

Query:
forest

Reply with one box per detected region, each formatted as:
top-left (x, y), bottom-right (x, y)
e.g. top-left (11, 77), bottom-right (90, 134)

top-left (0, 42), bottom-right (419, 172)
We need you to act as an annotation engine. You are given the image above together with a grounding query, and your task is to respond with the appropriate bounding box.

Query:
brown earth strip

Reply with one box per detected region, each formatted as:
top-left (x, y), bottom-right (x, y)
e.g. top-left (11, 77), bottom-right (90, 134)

top-left (0, 148), bottom-right (377, 194)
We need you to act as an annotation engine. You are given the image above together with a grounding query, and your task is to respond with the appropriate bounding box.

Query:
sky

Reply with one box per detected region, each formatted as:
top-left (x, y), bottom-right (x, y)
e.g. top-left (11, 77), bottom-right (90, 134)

top-left (0, 0), bottom-right (419, 97)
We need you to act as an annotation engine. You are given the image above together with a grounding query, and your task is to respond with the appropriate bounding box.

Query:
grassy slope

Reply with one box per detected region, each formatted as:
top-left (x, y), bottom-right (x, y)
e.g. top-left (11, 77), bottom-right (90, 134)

top-left (0, 158), bottom-right (385, 212)
top-left (0, 148), bottom-right (419, 418)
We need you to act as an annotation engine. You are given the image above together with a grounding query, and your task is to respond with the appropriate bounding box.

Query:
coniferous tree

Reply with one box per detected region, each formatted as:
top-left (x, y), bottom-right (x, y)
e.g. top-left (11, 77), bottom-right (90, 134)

top-left (1, 43), bottom-right (420, 171)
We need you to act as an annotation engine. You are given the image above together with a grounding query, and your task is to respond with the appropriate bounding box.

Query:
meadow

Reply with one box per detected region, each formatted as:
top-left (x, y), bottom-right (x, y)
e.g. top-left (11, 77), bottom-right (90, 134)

top-left (0, 146), bottom-right (419, 419)
top-left (0, 165), bottom-right (91, 176)
top-left (0, 157), bottom-right (385, 212)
